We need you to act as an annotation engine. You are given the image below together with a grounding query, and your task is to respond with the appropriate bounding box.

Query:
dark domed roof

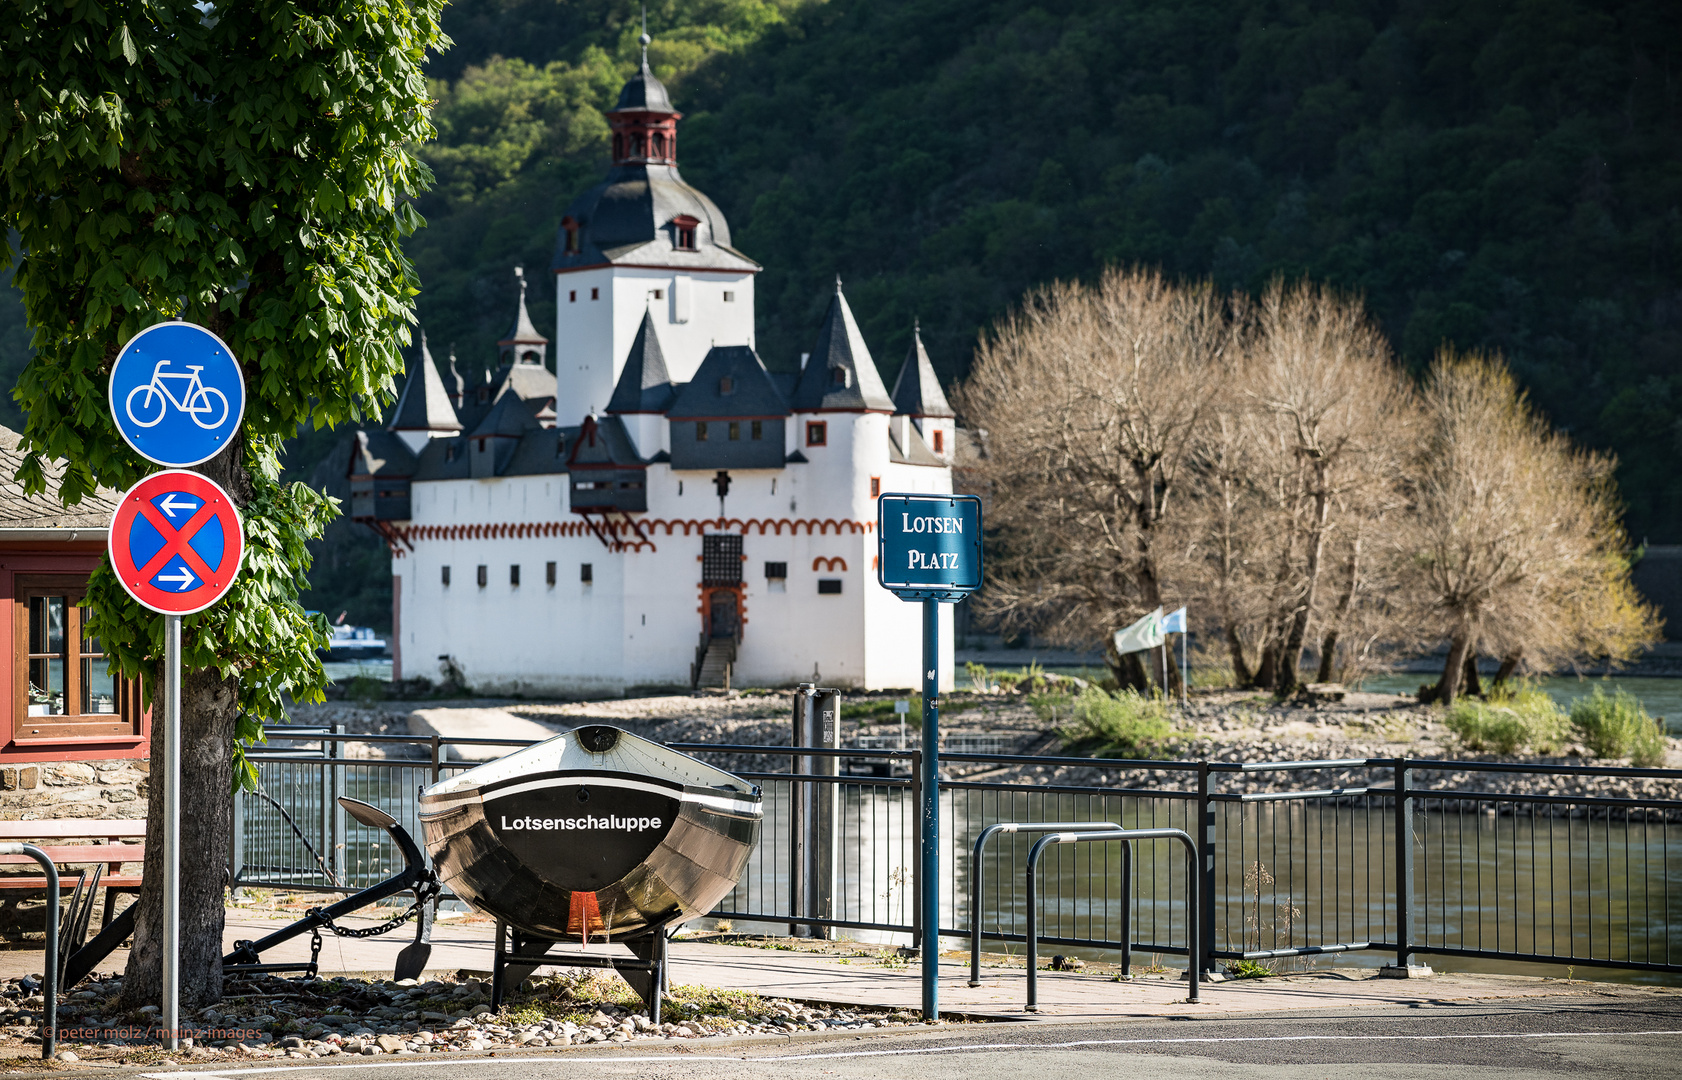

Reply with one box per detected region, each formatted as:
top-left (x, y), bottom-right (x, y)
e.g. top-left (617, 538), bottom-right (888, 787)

top-left (610, 59), bottom-right (675, 114)
top-left (551, 165), bottom-right (758, 274)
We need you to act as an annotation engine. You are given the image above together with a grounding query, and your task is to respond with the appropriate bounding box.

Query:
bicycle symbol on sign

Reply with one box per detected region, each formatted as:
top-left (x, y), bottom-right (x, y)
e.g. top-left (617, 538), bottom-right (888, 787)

top-left (124, 360), bottom-right (231, 430)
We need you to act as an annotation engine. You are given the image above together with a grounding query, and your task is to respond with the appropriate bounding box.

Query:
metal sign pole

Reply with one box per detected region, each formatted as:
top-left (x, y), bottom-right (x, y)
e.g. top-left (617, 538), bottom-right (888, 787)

top-left (876, 492), bottom-right (981, 1026)
top-left (920, 598), bottom-right (940, 1020)
top-left (163, 614), bottom-right (181, 1050)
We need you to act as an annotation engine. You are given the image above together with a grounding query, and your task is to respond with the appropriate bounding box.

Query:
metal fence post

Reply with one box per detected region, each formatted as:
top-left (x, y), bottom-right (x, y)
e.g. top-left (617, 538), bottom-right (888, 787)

top-left (230, 785), bottom-right (244, 901)
top-left (909, 747), bottom-right (922, 950)
top-left (790, 686), bottom-right (810, 938)
top-left (1196, 761), bottom-right (1215, 975)
top-left (330, 725), bottom-right (346, 883)
top-left (1394, 759), bottom-right (1413, 968)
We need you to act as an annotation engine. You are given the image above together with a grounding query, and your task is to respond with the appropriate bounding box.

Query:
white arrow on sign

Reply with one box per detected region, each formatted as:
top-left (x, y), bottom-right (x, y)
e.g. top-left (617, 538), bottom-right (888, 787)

top-left (158, 494), bottom-right (198, 519)
top-left (156, 567), bottom-right (197, 591)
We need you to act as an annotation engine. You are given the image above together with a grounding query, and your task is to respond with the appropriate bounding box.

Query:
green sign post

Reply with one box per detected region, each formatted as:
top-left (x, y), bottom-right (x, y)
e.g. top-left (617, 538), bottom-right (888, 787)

top-left (877, 493), bottom-right (982, 1021)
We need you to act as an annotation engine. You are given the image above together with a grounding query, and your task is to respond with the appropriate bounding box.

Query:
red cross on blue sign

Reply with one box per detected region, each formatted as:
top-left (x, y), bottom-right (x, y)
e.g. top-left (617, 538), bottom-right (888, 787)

top-left (108, 471), bottom-right (244, 614)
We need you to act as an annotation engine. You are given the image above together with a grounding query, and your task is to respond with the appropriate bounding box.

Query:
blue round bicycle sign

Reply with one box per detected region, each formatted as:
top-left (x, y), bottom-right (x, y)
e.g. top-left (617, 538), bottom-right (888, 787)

top-left (108, 321), bottom-right (246, 467)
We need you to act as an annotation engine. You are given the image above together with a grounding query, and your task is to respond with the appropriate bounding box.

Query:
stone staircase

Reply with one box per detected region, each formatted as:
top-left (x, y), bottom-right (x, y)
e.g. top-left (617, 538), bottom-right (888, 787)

top-left (692, 638), bottom-right (736, 689)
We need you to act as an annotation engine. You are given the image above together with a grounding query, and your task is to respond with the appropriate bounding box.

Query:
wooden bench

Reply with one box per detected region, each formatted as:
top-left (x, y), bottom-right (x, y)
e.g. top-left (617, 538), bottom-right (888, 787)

top-left (0, 820), bottom-right (145, 923)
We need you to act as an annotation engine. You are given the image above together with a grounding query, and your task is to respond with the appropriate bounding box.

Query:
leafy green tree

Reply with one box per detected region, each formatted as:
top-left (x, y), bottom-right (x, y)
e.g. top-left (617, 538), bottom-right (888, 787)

top-left (0, 0), bottom-right (444, 1005)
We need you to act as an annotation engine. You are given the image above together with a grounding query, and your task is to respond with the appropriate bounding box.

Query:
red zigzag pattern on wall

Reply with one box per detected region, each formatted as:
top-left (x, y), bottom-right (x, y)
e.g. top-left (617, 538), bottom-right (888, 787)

top-left (390, 517), bottom-right (875, 556)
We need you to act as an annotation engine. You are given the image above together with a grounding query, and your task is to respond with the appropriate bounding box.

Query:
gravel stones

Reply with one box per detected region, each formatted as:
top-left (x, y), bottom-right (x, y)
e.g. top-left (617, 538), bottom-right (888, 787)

top-left (11, 971), bottom-right (915, 1064)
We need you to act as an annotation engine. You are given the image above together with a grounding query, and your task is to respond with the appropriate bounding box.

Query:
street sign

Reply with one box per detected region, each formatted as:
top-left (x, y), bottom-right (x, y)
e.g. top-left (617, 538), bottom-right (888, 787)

top-left (874, 491), bottom-right (982, 1023)
top-left (108, 322), bottom-right (246, 468)
top-left (877, 493), bottom-right (983, 600)
top-left (107, 471), bottom-right (245, 615)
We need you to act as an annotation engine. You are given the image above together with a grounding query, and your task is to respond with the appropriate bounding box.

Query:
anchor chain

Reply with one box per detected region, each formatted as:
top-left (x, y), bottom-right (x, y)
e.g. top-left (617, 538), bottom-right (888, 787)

top-left (307, 879), bottom-right (440, 940)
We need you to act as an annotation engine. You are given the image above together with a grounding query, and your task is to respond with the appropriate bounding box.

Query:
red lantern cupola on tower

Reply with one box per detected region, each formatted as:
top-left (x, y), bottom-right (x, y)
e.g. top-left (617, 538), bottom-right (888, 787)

top-left (608, 35), bottom-right (681, 167)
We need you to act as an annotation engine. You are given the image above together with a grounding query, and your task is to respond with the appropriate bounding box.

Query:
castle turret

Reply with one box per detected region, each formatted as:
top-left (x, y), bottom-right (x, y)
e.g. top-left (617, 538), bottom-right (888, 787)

top-left (388, 330), bottom-right (462, 453)
top-left (551, 30), bottom-right (758, 420)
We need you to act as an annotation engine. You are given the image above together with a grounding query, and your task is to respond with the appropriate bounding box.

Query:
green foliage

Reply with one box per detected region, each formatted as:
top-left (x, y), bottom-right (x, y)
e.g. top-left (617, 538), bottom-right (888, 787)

top-left (1057, 686), bottom-right (1175, 758)
top-left (402, 0), bottom-right (806, 388)
top-left (0, 0), bottom-right (446, 785)
top-left (1225, 959), bottom-right (1276, 979)
top-left (1442, 682), bottom-right (1568, 755)
top-left (1570, 686), bottom-right (1668, 766)
top-left (670, 0), bottom-right (1682, 543)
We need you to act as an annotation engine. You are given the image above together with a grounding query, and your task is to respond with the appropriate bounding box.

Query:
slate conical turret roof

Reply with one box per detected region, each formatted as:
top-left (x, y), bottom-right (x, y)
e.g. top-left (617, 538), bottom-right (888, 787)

top-left (606, 307), bottom-right (677, 413)
top-left (388, 331), bottom-right (462, 434)
top-left (890, 320), bottom-right (954, 418)
top-left (789, 279), bottom-right (895, 412)
top-left (499, 267), bottom-right (547, 348)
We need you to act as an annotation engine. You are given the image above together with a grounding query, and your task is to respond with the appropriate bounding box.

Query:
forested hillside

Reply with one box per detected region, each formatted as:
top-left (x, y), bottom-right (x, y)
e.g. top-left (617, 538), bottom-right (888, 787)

top-left (2, 0), bottom-right (1677, 631)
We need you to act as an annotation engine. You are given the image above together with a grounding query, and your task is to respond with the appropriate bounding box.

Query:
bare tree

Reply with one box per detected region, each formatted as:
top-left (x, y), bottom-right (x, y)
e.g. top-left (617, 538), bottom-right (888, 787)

top-left (1239, 280), bottom-right (1413, 695)
top-left (1392, 351), bottom-right (1660, 704)
top-left (956, 267), bottom-right (1233, 690)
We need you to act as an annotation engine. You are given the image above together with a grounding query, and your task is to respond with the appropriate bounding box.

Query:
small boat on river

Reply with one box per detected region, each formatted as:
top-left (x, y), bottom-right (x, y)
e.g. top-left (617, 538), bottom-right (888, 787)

top-left (417, 724), bottom-right (761, 942)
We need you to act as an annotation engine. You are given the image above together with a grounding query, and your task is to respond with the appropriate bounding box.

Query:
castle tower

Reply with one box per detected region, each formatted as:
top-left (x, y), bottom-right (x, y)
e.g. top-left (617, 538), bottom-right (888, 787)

top-left (551, 33), bottom-right (758, 418)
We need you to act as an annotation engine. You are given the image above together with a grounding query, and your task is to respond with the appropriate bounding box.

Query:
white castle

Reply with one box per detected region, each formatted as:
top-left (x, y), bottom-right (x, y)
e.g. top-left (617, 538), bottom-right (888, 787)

top-left (350, 52), bottom-right (956, 696)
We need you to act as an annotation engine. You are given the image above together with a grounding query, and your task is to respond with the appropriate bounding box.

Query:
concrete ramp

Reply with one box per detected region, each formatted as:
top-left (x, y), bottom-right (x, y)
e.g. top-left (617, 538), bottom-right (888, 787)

top-left (408, 707), bottom-right (562, 762)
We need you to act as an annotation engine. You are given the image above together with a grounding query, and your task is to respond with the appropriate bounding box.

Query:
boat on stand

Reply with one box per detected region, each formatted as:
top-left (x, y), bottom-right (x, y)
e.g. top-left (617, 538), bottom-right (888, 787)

top-left (418, 724), bottom-right (762, 1017)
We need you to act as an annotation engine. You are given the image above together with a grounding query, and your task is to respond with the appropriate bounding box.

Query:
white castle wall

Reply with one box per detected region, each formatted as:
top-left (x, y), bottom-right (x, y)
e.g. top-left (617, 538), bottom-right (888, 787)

top-left (394, 408), bottom-right (952, 695)
top-left (553, 266), bottom-right (755, 415)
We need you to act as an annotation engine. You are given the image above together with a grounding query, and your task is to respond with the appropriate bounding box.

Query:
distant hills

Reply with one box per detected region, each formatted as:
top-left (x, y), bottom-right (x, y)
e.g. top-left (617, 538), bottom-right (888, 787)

top-left (1, 0), bottom-right (1677, 632)
top-left (408, 0), bottom-right (1682, 545)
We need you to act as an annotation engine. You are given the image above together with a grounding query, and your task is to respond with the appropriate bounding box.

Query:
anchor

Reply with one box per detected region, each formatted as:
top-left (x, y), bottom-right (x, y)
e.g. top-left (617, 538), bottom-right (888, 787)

top-left (62, 798), bottom-right (438, 986)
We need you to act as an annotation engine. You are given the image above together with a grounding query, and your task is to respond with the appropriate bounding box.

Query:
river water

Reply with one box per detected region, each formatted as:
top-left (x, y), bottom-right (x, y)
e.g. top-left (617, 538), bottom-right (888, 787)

top-left (710, 781), bottom-right (1682, 986)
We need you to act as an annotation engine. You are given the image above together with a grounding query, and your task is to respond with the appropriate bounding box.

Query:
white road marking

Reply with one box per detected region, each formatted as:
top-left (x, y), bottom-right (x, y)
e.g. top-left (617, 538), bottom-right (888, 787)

top-left (138, 1027), bottom-right (1682, 1077)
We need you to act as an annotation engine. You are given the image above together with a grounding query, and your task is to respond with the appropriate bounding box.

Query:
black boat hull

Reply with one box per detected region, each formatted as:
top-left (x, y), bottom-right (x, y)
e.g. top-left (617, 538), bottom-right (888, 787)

top-left (419, 731), bottom-right (760, 941)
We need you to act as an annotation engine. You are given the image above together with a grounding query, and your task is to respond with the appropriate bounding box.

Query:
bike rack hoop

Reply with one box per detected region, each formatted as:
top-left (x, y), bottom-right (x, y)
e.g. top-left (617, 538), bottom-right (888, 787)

top-left (1022, 828), bottom-right (1200, 1010)
top-left (968, 821), bottom-right (1128, 987)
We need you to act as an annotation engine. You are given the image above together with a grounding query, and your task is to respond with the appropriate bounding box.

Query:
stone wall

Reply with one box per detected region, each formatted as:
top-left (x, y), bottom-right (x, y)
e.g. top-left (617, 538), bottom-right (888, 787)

top-left (0, 758), bottom-right (148, 942)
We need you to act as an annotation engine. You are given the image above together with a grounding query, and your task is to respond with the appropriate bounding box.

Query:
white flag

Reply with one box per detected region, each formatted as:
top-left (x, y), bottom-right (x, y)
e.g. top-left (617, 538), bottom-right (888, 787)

top-left (1112, 607), bottom-right (1165, 655)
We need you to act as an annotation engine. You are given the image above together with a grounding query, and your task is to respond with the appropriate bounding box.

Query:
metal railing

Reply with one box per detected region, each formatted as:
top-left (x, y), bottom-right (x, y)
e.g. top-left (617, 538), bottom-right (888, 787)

top-left (232, 730), bottom-right (1682, 977)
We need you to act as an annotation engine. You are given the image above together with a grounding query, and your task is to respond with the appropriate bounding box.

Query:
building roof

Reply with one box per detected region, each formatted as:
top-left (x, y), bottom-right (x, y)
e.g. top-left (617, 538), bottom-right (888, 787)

top-left (388, 331), bottom-right (463, 434)
top-left (552, 165), bottom-right (759, 275)
top-left (499, 268), bottom-right (548, 346)
top-left (455, 360), bottom-right (557, 433)
top-left (468, 391), bottom-right (542, 441)
top-left (0, 427), bottom-right (121, 530)
top-left (606, 308), bottom-right (677, 414)
top-left (890, 320), bottom-right (954, 419)
top-left (503, 425), bottom-right (577, 477)
top-left (789, 280), bottom-right (895, 412)
top-left (349, 428), bottom-right (420, 478)
top-left (889, 418), bottom-right (945, 467)
top-left (609, 56), bottom-right (677, 115)
top-left (567, 414), bottom-right (647, 469)
top-left (667, 345), bottom-right (791, 419)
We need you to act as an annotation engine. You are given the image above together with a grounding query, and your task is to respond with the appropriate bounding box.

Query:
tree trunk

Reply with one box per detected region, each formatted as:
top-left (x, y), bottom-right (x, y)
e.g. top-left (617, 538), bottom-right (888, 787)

top-left (1121, 651), bottom-right (1152, 694)
top-left (1254, 641), bottom-right (1278, 691)
top-left (1225, 624), bottom-right (1253, 687)
top-left (1492, 651), bottom-right (1522, 687)
top-left (1316, 537), bottom-right (1362, 683)
top-left (1436, 633), bottom-right (1472, 707)
top-left (120, 441), bottom-right (249, 1009)
top-left (1277, 477), bottom-right (1332, 698)
top-left (1106, 640), bottom-right (1151, 694)
top-left (1461, 651), bottom-right (1483, 699)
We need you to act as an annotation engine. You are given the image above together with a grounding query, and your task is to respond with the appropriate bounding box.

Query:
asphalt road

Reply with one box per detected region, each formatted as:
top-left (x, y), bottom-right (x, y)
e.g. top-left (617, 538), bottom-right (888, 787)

top-left (123, 995), bottom-right (1682, 1080)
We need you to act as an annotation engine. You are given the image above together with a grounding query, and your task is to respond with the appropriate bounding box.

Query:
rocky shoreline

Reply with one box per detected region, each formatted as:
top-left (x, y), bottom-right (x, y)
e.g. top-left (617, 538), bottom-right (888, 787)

top-left (285, 686), bottom-right (1682, 806)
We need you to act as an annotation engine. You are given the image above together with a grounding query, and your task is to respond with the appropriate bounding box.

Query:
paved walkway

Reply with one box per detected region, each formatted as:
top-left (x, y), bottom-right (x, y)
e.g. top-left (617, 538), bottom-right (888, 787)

top-left (3, 909), bottom-right (1668, 1021)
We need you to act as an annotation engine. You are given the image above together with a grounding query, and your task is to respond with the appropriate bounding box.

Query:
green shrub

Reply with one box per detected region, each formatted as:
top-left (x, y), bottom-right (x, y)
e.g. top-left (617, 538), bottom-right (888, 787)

top-left (1442, 681), bottom-right (1566, 755)
top-left (1057, 687), bottom-right (1175, 758)
top-left (1570, 687), bottom-right (1668, 765)
top-left (346, 675), bottom-right (386, 704)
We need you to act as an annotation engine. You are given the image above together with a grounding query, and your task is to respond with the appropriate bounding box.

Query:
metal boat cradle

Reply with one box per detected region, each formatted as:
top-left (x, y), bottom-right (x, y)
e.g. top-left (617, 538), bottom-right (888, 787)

top-left (418, 725), bottom-right (762, 1018)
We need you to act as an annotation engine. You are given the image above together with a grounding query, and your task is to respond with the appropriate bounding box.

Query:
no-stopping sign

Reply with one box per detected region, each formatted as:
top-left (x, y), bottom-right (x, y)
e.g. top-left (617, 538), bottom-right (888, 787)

top-left (108, 471), bottom-right (244, 614)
